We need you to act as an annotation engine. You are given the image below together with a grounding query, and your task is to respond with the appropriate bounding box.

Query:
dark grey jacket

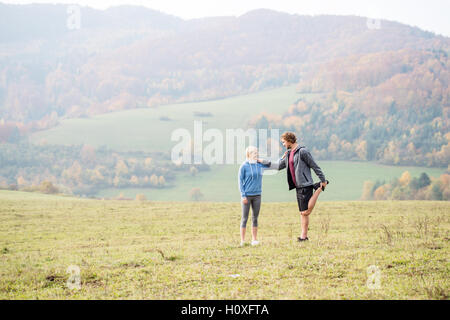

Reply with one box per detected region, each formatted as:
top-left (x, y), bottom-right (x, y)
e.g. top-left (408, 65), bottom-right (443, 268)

top-left (263, 146), bottom-right (326, 190)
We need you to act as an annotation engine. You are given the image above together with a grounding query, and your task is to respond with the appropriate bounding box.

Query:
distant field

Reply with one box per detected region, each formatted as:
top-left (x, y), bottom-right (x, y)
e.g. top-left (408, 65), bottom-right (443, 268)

top-left (27, 85), bottom-right (446, 202)
top-left (29, 85), bottom-right (302, 153)
top-left (96, 161), bottom-right (447, 202)
top-left (0, 190), bottom-right (448, 299)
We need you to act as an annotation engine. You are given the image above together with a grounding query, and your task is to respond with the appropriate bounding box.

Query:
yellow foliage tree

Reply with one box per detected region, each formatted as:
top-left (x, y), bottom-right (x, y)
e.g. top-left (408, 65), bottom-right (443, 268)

top-left (355, 140), bottom-right (367, 160)
top-left (144, 157), bottom-right (153, 168)
top-left (190, 167), bottom-right (198, 176)
top-left (150, 174), bottom-right (159, 186)
top-left (130, 175), bottom-right (139, 185)
top-left (62, 160), bottom-right (82, 185)
top-left (361, 181), bottom-right (374, 200)
top-left (115, 159), bottom-right (128, 176)
top-left (17, 176), bottom-right (27, 187)
top-left (40, 181), bottom-right (58, 194)
top-left (136, 194), bottom-right (147, 201)
top-left (190, 188), bottom-right (203, 201)
top-left (399, 171), bottom-right (411, 187)
top-left (374, 186), bottom-right (388, 200)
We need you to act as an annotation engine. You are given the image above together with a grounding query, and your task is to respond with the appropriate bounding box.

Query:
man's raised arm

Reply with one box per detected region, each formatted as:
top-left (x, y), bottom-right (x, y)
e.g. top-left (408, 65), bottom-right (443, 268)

top-left (258, 152), bottom-right (287, 171)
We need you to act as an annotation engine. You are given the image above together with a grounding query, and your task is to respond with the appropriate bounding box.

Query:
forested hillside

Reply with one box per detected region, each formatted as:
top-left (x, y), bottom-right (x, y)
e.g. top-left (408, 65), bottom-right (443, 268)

top-left (1, 4), bottom-right (448, 140)
top-left (252, 49), bottom-right (449, 166)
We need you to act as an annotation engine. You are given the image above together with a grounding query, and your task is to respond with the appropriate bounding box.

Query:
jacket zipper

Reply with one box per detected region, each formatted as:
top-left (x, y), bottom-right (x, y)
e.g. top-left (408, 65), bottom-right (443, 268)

top-left (302, 172), bottom-right (309, 182)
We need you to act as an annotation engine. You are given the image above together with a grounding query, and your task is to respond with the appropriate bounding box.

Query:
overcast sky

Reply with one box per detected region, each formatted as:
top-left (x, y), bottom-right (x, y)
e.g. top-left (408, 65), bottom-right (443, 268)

top-left (4, 0), bottom-right (450, 37)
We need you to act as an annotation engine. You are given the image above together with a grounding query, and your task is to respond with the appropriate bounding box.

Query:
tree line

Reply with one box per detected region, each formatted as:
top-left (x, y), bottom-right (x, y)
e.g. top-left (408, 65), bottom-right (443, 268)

top-left (0, 142), bottom-right (208, 197)
top-left (361, 171), bottom-right (449, 201)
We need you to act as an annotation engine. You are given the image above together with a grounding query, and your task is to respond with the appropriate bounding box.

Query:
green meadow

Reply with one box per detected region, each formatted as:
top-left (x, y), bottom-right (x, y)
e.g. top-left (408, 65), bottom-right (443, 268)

top-left (0, 190), bottom-right (448, 299)
top-left (29, 85), bottom-right (302, 152)
top-left (96, 161), bottom-right (446, 202)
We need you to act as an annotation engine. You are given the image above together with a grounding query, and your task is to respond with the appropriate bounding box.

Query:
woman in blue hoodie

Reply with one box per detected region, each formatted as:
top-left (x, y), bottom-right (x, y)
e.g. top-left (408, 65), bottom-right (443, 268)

top-left (238, 146), bottom-right (270, 246)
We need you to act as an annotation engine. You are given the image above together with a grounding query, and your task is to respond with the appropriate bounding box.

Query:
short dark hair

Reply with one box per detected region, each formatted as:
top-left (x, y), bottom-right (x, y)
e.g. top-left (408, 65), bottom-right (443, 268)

top-left (281, 132), bottom-right (297, 144)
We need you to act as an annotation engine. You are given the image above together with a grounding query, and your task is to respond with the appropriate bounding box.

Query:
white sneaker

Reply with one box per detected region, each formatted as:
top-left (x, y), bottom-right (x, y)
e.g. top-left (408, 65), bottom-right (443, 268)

top-left (240, 241), bottom-right (245, 247)
top-left (251, 240), bottom-right (259, 246)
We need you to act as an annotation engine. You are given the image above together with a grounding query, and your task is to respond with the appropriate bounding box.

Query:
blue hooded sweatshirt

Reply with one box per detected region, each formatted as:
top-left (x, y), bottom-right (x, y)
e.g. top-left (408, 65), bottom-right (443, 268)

top-left (238, 160), bottom-right (270, 198)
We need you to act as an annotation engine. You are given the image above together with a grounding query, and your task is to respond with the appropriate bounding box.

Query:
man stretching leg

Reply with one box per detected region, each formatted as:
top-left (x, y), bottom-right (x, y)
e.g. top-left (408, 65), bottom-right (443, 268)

top-left (258, 132), bottom-right (329, 241)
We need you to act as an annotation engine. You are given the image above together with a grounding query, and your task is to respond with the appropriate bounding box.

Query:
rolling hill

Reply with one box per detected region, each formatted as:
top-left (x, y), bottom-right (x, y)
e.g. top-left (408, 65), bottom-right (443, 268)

top-left (1, 4), bottom-right (448, 127)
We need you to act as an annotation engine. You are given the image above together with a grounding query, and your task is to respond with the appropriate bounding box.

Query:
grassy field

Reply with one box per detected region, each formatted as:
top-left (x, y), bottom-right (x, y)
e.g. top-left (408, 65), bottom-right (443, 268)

top-left (29, 85), bottom-right (302, 152)
top-left (96, 161), bottom-right (447, 202)
top-left (0, 190), bottom-right (448, 299)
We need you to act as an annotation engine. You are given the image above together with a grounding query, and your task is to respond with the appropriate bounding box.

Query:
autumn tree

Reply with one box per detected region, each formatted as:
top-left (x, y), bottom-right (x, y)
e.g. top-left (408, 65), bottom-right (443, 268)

top-left (373, 186), bottom-right (388, 200)
top-left (136, 194), bottom-right (147, 201)
top-left (190, 188), bottom-right (203, 201)
top-left (150, 174), bottom-right (159, 187)
top-left (80, 144), bottom-right (96, 165)
top-left (40, 181), bottom-right (59, 194)
top-left (399, 171), bottom-right (411, 187)
top-left (158, 176), bottom-right (166, 186)
top-left (190, 166), bottom-right (198, 176)
top-left (115, 159), bottom-right (129, 176)
top-left (361, 181), bottom-right (374, 200)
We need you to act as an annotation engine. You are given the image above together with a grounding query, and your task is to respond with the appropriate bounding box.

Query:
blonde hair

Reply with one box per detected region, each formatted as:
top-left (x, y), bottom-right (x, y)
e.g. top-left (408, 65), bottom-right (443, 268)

top-left (246, 146), bottom-right (258, 160)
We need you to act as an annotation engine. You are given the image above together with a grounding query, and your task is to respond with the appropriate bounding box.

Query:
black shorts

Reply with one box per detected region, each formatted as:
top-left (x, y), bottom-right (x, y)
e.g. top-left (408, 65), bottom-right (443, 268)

top-left (296, 186), bottom-right (314, 212)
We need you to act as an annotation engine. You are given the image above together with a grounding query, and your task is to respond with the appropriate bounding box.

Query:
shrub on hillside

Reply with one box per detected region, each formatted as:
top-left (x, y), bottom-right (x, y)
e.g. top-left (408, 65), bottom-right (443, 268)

top-left (136, 194), bottom-right (147, 201)
top-left (39, 181), bottom-right (59, 194)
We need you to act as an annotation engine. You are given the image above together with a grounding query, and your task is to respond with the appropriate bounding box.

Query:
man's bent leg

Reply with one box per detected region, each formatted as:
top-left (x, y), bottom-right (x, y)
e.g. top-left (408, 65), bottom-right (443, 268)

top-left (306, 188), bottom-right (322, 213)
